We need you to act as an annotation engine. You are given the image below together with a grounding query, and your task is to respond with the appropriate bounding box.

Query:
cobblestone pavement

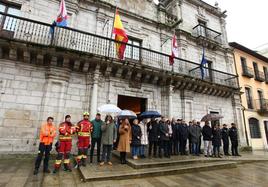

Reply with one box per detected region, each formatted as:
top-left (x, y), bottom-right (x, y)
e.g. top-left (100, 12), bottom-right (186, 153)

top-left (0, 152), bottom-right (268, 187)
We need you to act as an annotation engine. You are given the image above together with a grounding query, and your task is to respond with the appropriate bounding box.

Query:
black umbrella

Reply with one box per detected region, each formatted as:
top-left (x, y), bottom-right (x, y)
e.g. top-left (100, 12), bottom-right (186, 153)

top-left (140, 111), bottom-right (161, 119)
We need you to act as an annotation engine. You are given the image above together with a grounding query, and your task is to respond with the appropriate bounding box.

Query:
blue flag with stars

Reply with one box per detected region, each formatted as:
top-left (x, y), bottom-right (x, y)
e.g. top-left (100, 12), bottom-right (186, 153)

top-left (200, 48), bottom-right (208, 80)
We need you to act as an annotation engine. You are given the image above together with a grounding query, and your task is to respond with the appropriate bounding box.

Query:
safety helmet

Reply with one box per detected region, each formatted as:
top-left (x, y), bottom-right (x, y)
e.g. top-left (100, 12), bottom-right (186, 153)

top-left (83, 111), bottom-right (89, 116)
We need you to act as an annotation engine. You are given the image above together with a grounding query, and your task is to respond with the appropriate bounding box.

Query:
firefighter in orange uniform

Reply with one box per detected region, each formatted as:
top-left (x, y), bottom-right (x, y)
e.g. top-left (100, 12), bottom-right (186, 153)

top-left (34, 117), bottom-right (56, 175)
top-left (53, 115), bottom-right (76, 173)
top-left (76, 112), bottom-right (93, 167)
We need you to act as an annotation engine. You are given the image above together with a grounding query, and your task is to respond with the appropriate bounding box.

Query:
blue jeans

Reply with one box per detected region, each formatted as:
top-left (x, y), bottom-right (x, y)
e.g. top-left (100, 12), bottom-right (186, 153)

top-left (139, 145), bottom-right (146, 156)
top-left (131, 146), bottom-right (140, 157)
top-left (192, 143), bottom-right (198, 155)
top-left (101, 144), bottom-right (112, 162)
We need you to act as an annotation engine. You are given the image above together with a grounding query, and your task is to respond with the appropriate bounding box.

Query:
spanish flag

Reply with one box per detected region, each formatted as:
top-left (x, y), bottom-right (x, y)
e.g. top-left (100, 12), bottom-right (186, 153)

top-left (113, 9), bottom-right (128, 60)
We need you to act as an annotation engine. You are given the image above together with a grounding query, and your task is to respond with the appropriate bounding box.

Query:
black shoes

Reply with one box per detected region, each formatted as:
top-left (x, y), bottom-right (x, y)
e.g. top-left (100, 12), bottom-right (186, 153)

top-left (33, 169), bottom-right (38, 175)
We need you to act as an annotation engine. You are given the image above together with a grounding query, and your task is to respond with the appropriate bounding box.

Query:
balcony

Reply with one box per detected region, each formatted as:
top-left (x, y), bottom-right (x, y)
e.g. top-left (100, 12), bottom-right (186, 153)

top-left (255, 71), bottom-right (265, 82)
top-left (242, 66), bottom-right (254, 78)
top-left (0, 12), bottom-right (238, 93)
top-left (255, 99), bottom-right (268, 115)
top-left (192, 24), bottom-right (222, 48)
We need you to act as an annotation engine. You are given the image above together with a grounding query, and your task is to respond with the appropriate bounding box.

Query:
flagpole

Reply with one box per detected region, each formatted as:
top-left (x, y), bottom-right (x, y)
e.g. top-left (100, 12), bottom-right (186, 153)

top-left (106, 1), bottom-right (117, 59)
top-left (171, 30), bottom-right (176, 73)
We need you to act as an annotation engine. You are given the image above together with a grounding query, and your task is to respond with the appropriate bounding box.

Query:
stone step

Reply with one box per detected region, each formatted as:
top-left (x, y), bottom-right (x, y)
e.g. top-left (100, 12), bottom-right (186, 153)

top-left (79, 161), bottom-right (237, 182)
top-left (112, 151), bottom-right (268, 169)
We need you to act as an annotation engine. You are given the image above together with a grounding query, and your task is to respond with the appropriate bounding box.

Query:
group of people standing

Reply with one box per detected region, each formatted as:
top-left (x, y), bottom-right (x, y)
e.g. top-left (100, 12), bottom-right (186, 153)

top-left (115, 117), bottom-right (241, 164)
top-left (33, 112), bottom-right (117, 175)
top-left (33, 113), bottom-right (240, 175)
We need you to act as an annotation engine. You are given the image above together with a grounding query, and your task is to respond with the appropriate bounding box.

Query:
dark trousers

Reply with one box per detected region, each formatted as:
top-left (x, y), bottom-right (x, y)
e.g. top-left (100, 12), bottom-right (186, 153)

top-left (213, 145), bottom-right (220, 156)
top-left (231, 140), bottom-right (239, 156)
top-left (223, 139), bottom-right (229, 155)
top-left (34, 143), bottom-right (52, 171)
top-left (198, 136), bottom-right (202, 154)
top-left (179, 139), bottom-right (187, 154)
top-left (148, 141), bottom-right (158, 157)
top-left (167, 139), bottom-right (172, 156)
top-left (173, 139), bottom-right (179, 155)
top-left (120, 152), bottom-right (126, 164)
top-left (159, 140), bottom-right (169, 157)
top-left (101, 144), bottom-right (112, 162)
top-left (90, 138), bottom-right (101, 162)
top-left (188, 139), bottom-right (192, 154)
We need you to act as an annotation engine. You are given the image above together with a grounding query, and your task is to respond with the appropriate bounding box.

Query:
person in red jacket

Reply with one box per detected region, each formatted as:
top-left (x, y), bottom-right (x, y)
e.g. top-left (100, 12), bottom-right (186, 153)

top-left (76, 112), bottom-right (93, 167)
top-left (53, 115), bottom-right (76, 173)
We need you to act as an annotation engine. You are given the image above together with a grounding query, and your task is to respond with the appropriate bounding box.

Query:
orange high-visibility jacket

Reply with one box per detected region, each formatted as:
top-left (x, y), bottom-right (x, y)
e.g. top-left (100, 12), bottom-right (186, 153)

top-left (39, 123), bottom-right (56, 145)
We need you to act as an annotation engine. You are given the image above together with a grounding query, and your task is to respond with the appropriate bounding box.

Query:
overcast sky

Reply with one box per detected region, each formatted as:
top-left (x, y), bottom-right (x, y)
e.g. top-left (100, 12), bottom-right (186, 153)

top-left (204, 0), bottom-right (268, 50)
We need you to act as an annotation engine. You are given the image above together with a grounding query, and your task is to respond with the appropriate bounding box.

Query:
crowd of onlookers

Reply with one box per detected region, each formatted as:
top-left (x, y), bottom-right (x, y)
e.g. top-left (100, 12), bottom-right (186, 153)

top-left (114, 116), bottom-right (241, 164)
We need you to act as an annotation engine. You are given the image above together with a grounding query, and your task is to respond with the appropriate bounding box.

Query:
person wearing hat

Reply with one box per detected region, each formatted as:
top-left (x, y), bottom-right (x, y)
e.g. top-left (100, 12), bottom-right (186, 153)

top-left (53, 115), bottom-right (76, 173)
top-left (76, 112), bottom-right (93, 167)
top-left (221, 124), bottom-right (230, 156)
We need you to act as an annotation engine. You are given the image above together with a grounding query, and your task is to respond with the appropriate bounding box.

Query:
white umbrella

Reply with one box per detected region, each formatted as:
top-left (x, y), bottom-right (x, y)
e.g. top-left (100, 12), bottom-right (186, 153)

top-left (118, 110), bottom-right (137, 119)
top-left (98, 104), bottom-right (122, 113)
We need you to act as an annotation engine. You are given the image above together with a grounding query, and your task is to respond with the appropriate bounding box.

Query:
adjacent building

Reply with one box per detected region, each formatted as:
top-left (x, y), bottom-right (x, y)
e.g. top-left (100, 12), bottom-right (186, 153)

top-left (230, 42), bottom-right (268, 150)
top-left (0, 0), bottom-right (245, 153)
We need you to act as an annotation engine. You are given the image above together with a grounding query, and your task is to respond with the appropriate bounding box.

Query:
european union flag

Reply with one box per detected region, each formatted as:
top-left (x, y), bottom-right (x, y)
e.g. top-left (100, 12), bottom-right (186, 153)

top-left (200, 48), bottom-right (207, 80)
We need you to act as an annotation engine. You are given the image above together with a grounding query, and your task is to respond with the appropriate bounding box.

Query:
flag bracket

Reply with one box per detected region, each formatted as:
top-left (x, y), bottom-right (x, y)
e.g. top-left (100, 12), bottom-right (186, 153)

top-left (160, 37), bottom-right (170, 47)
top-left (189, 66), bottom-right (201, 73)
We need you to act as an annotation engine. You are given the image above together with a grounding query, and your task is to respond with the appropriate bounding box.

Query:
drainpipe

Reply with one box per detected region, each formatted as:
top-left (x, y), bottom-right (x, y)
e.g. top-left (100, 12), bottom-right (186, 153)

top-left (232, 49), bottom-right (249, 146)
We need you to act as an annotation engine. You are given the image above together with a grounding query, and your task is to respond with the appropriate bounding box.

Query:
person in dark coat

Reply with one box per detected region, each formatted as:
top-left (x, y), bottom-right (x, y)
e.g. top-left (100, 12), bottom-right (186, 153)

top-left (189, 120), bottom-right (202, 156)
top-left (229, 123), bottom-right (241, 156)
top-left (202, 121), bottom-right (213, 157)
top-left (147, 118), bottom-right (160, 158)
top-left (131, 119), bottom-right (142, 159)
top-left (172, 118), bottom-right (179, 155)
top-left (178, 120), bottom-right (189, 155)
top-left (221, 124), bottom-right (230, 156)
top-left (212, 124), bottom-right (222, 158)
top-left (167, 120), bottom-right (173, 157)
top-left (159, 118), bottom-right (170, 158)
top-left (197, 121), bottom-right (202, 154)
top-left (188, 121), bottom-right (193, 154)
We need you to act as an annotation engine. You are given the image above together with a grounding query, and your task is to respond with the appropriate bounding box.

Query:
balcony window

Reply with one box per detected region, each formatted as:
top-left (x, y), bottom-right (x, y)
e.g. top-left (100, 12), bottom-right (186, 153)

top-left (241, 57), bottom-right (254, 78)
top-left (245, 87), bottom-right (253, 109)
top-left (263, 66), bottom-right (268, 83)
top-left (249, 118), bottom-right (261, 138)
top-left (253, 62), bottom-right (265, 82)
top-left (125, 38), bottom-right (141, 61)
top-left (0, 2), bottom-right (20, 39)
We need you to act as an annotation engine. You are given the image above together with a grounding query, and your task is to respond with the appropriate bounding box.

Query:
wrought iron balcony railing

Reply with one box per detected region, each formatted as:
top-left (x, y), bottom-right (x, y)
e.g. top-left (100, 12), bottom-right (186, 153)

top-left (242, 66), bottom-right (254, 78)
top-left (0, 12), bottom-right (238, 89)
top-left (193, 24), bottom-right (222, 44)
top-left (255, 99), bottom-right (268, 114)
top-left (255, 71), bottom-right (265, 82)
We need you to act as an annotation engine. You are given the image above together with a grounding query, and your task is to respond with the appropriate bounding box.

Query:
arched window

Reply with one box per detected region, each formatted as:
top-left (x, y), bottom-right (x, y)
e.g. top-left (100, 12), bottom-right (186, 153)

top-left (249, 118), bottom-right (261, 138)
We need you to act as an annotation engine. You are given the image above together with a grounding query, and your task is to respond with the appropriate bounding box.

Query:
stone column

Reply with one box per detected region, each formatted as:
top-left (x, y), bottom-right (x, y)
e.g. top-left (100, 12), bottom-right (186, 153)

top-left (176, 0), bottom-right (182, 21)
top-left (90, 69), bottom-right (100, 120)
top-left (168, 85), bottom-right (174, 119)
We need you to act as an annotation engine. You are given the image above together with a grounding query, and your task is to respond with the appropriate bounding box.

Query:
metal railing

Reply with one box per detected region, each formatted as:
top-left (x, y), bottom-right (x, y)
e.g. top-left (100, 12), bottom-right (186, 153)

top-left (193, 24), bottom-right (222, 44)
top-left (0, 12), bottom-right (238, 88)
top-left (255, 71), bottom-right (265, 82)
top-left (242, 66), bottom-right (254, 78)
top-left (255, 99), bottom-right (268, 112)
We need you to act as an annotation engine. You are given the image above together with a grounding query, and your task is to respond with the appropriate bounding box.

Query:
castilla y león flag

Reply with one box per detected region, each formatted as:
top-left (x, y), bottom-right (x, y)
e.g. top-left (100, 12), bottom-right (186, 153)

top-left (113, 9), bottom-right (128, 60)
top-left (169, 34), bottom-right (178, 65)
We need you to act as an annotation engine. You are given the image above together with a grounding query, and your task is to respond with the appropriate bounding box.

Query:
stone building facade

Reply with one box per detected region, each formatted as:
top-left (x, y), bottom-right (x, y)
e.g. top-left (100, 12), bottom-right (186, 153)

top-left (0, 0), bottom-right (246, 153)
